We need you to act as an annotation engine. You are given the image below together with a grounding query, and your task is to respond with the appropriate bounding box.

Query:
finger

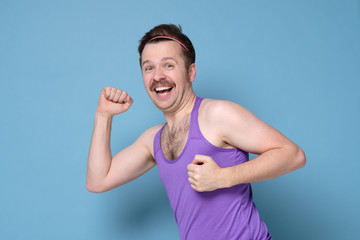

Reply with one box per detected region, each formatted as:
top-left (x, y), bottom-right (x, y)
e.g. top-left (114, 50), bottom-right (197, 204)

top-left (187, 163), bottom-right (196, 172)
top-left (188, 177), bottom-right (196, 185)
top-left (194, 154), bottom-right (211, 161)
top-left (187, 171), bottom-right (195, 178)
top-left (118, 91), bottom-right (127, 103)
top-left (190, 184), bottom-right (203, 192)
top-left (127, 96), bottom-right (134, 104)
top-left (123, 96), bottom-right (133, 110)
top-left (103, 87), bottom-right (111, 98)
top-left (193, 154), bottom-right (213, 164)
top-left (113, 89), bottom-right (122, 102)
top-left (192, 157), bottom-right (205, 165)
top-left (108, 88), bottom-right (117, 100)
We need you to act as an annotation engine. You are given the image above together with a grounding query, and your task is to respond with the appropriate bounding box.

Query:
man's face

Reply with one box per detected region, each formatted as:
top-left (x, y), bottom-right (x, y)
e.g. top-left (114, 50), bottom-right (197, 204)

top-left (141, 41), bottom-right (194, 113)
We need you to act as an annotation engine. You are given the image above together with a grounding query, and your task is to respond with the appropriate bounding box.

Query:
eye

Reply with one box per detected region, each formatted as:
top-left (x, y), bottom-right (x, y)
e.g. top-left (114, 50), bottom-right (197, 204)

top-left (165, 64), bottom-right (174, 69)
top-left (144, 66), bottom-right (153, 72)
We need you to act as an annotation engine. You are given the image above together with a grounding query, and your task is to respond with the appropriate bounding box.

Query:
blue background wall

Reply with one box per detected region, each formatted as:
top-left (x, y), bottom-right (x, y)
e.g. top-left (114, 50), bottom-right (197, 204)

top-left (1, 0), bottom-right (359, 239)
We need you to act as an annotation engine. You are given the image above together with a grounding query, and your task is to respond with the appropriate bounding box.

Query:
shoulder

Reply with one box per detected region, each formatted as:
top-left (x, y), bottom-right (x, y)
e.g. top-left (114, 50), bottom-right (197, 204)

top-left (142, 124), bottom-right (164, 137)
top-left (136, 123), bottom-right (164, 157)
top-left (138, 123), bottom-right (164, 143)
top-left (199, 98), bottom-right (252, 124)
top-left (198, 98), bottom-right (255, 148)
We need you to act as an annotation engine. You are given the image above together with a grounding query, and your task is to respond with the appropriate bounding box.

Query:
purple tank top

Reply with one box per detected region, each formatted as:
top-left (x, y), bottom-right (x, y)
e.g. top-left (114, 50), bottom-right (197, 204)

top-left (153, 97), bottom-right (272, 240)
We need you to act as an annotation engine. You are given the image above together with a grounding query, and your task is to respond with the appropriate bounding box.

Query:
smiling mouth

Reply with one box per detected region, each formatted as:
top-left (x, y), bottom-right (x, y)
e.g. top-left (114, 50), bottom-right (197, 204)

top-left (154, 86), bottom-right (173, 96)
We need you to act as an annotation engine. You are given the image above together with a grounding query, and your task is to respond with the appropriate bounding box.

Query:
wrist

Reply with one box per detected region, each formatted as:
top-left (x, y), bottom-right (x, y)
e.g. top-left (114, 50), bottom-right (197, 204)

top-left (220, 166), bottom-right (239, 188)
top-left (219, 167), bottom-right (232, 188)
top-left (94, 111), bottom-right (113, 128)
top-left (95, 109), bottom-right (113, 120)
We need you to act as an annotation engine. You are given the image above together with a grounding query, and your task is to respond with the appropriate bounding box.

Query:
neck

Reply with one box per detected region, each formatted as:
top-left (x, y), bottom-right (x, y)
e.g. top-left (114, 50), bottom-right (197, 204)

top-left (163, 92), bottom-right (196, 128)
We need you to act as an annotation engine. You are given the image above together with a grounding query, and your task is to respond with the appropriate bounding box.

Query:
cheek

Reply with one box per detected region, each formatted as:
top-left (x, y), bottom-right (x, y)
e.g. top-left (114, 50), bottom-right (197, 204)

top-left (142, 75), bottom-right (151, 87)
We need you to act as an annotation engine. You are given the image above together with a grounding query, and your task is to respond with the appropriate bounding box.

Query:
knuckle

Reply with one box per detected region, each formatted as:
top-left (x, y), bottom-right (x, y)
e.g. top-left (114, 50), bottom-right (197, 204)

top-left (104, 87), bottom-right (110, 94)
top-left (121, 92), bottom-right (127, 100)
top-left (119, 91), bottom-right (126, 99)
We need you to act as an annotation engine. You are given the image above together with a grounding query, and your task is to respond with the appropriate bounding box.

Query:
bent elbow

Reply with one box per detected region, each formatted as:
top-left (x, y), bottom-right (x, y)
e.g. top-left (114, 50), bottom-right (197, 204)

top-left (86, 182), bottom-right (107, 193)
top-left (294, 147), bottom-right (306, 169)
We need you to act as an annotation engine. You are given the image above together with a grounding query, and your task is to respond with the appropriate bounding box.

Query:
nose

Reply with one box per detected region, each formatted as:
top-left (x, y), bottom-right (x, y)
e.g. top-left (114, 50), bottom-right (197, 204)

top-left (153, 66), bottom-right (166, 81)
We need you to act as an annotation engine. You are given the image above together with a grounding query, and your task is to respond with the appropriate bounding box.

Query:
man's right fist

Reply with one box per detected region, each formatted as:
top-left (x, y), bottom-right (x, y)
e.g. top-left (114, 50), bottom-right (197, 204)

top-left (96, 87), bottom-right (134, 117)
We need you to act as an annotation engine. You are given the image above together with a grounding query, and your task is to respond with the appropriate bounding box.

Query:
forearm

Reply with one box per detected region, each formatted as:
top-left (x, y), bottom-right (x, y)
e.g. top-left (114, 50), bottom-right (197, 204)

top-left (223, 145), bottom-right (306, 187)
top-left (86, 111), bottom-right (113, 189)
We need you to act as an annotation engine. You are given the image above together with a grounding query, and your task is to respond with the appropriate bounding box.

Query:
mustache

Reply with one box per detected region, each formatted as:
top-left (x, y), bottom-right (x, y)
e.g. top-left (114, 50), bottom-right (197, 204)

top-left (150, 80), bottom-right (175, 90)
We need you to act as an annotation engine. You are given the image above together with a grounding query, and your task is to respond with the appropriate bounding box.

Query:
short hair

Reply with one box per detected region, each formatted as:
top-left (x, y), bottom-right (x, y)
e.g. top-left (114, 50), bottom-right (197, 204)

top-left (138, 24), bottom-right (196, 69)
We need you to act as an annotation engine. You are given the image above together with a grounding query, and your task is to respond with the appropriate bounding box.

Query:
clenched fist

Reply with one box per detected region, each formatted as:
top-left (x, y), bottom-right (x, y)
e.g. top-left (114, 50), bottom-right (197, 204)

top-left (187, 155), bottom-right (227, 192)
top-left (96, 87), bottom-right (133, 117)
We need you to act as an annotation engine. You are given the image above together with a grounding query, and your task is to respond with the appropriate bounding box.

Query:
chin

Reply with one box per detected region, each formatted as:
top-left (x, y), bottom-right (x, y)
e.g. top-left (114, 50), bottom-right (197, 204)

top-left (153, 98), bottom-right (177, 112)
top-left (153, 101), bottom-right (174, 111)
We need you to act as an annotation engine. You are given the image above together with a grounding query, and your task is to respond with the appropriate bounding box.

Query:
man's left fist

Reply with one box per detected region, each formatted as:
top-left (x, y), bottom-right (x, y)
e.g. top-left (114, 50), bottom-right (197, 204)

top-left (187, 155), bottom-right (226, 192)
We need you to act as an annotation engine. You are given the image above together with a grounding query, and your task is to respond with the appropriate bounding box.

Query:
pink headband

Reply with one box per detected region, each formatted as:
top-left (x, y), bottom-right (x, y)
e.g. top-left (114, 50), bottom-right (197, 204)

top-left (147, 36), bottom-right (190, 52)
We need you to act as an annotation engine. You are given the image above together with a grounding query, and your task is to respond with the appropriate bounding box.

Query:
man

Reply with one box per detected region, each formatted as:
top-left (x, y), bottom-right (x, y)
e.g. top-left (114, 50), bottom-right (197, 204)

top-left (86, 24), bottom-right (306, 240)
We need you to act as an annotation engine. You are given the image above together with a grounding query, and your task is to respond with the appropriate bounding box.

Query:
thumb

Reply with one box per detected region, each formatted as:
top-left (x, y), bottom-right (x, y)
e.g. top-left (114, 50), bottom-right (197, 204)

top-left (192, 154), bottom-right (211, 165)
top-left (123, 95), bottom-right (134, 109)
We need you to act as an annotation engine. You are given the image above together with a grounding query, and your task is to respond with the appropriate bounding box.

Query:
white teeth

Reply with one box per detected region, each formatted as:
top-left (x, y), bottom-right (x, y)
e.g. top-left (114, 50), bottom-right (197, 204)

top-left (155, 86), bottom-right (172, 92)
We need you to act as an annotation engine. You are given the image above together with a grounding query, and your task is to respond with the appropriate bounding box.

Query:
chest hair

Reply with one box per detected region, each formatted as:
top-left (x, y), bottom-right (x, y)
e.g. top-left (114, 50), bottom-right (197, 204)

top-left (161, 117), bottom-right (190, 161)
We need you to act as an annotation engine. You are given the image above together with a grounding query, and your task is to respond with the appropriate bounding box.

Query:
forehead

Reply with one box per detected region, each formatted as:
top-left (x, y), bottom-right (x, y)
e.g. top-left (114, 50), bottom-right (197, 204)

top-left (141, 41), bottom-right (185, 65)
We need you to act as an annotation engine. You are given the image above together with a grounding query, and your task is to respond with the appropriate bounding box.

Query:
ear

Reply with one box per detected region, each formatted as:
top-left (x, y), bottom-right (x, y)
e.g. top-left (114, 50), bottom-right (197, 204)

top-left (188, 63), bottom-right (197, 83)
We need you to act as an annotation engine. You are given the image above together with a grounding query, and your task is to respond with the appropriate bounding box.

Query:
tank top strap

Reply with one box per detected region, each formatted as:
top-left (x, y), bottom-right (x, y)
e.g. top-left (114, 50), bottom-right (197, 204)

top-left (153, 123), bottom-right (165, 157)
top-left (189, 96), bottom-right (204, 140)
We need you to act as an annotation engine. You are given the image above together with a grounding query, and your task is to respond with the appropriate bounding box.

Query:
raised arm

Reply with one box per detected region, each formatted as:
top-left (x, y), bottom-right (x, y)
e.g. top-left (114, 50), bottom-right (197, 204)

top-left (86, 87), bottom-right (156, 193)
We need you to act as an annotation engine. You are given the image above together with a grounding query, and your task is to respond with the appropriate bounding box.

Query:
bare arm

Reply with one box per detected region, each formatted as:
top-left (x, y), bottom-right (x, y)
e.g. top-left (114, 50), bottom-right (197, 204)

top-left (86, 87), bottom-right (156, 193)
top-left (219, 100), bottom-right (306, 186)
top-left (187, 100), bottom-right (306, 192)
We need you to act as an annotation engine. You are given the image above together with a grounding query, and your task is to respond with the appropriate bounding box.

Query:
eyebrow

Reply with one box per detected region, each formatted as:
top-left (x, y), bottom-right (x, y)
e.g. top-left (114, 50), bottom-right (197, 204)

top-left (142, 60), bottom-right (151, 66)
top-left (162, 57), bottom-right (178, 64)
top-left (142, 57), bottom-right (178, 66)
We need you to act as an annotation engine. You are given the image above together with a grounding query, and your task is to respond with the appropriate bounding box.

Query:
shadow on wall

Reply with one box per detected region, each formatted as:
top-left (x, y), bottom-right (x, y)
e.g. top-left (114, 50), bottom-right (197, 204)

top-left (253, 179), bottom-right (331, 240)
top-left (102, 171), bottom-right (177, 237)
top-left (120, 186), bottom-right (170, 230)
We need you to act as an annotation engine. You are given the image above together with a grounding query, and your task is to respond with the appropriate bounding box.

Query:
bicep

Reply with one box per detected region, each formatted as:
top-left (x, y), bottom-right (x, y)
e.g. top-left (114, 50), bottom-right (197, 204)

top-left (215, 102), bottom-right (293, 155)
top-left (101, 132), bottom-right (156, 192)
